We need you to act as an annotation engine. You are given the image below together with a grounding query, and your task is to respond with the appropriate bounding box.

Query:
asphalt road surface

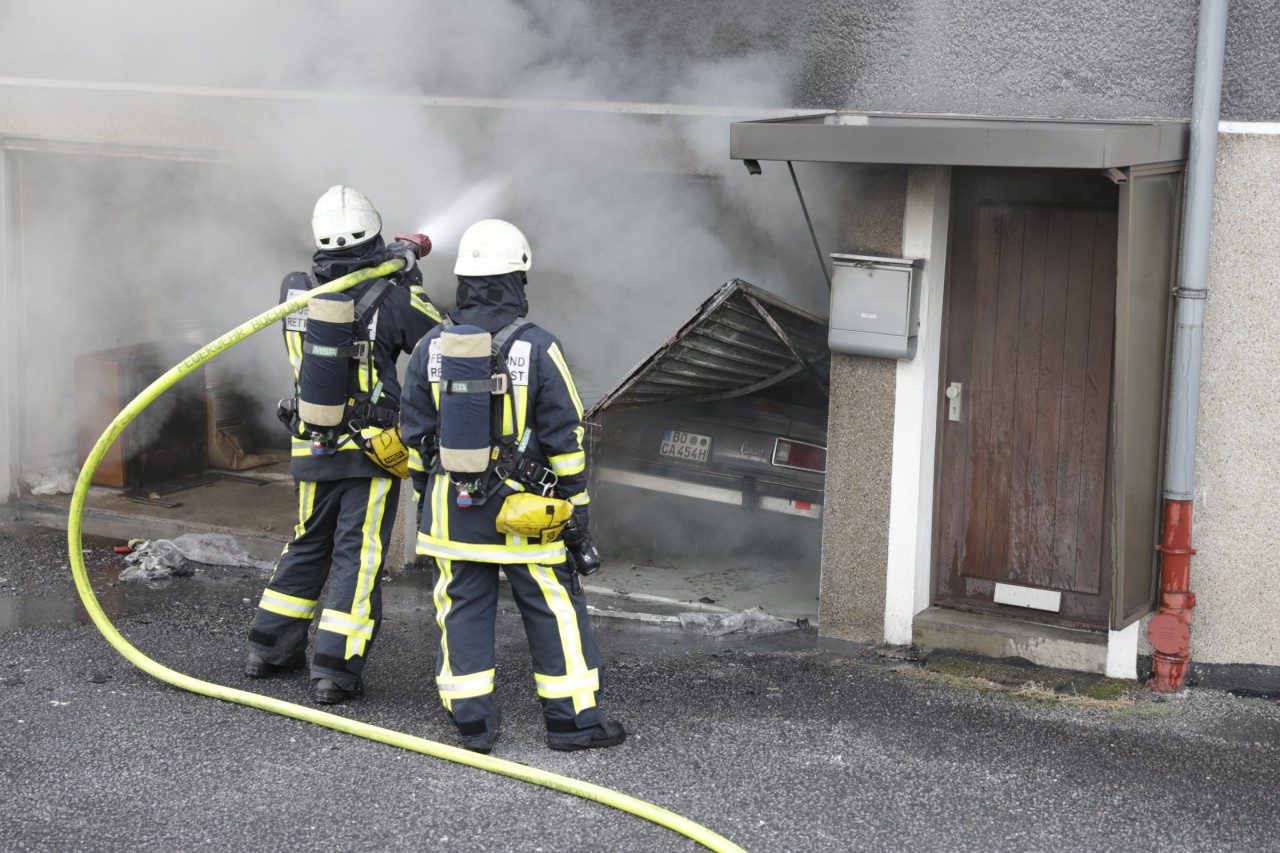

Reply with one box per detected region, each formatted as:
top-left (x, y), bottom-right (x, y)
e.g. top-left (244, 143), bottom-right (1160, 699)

top-left (3, 521), bottom-right (1280, 852)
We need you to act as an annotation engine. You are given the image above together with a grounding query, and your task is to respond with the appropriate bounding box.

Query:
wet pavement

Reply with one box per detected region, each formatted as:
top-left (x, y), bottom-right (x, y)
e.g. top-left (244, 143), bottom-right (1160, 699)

top-left (3, 519), bottom-right (1280, 852)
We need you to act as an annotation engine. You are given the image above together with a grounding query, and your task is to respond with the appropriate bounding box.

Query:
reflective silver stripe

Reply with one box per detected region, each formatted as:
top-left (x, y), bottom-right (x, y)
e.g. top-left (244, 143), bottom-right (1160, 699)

top-left (318, 609), bottom-right (375, 640)
top-left (259, 589), bottom-right (317, 619)
top-left (437, 669), bottom-right (496, 699)
top-left (549, 451), bottom-right (585, 476)
top-left (535, 669), bottom-right (600, 699)
top-left (417, 533), bottom-right (566, 564)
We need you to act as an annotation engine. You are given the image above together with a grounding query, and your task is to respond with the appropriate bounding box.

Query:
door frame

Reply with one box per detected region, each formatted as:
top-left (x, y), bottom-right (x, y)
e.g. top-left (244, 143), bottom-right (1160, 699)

top-left (883, 161), bottom-right (1180, 647)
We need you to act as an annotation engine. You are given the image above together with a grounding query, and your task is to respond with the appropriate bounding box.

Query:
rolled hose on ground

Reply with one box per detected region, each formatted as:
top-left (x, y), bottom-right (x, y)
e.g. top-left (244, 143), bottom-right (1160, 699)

top-left (65, 259), bottom-right (746, 853)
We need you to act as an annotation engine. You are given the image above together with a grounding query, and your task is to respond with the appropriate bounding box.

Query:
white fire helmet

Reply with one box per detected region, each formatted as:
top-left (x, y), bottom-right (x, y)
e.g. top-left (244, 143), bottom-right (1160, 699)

top-left (311, 185), bottom-right (381, 250)
top-left (454, 219), bottom-right (532, 276)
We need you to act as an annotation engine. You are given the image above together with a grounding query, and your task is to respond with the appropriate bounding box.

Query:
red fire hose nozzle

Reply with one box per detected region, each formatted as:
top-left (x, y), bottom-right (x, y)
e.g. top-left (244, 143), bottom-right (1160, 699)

top-left (395, 233), bottom-right (432, 259)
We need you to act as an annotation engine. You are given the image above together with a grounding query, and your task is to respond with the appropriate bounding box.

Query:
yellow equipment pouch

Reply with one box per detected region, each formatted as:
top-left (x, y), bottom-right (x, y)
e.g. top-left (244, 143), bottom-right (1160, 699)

top-left (359, 425), bottom-right (411, 479)
top-left (495, 492), bottom-right (573, 544)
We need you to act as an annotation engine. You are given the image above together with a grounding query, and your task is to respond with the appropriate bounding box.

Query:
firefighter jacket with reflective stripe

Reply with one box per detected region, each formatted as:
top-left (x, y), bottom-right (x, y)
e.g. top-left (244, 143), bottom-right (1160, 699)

top-left (400, 318), bottom-right (591, 564)
top-left (282, 263), bottom-right (441, 482)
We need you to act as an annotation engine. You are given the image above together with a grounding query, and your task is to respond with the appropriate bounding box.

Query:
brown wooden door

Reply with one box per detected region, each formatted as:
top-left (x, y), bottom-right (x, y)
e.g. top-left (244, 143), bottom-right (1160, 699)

top-left (936, 196), bottom-right (1118, 628)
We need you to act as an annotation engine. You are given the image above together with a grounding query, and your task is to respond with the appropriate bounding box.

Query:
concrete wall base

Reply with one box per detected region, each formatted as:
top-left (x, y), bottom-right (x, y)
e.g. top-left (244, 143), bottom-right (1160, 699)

top-left (913, 606), bottom-right (1108, 675)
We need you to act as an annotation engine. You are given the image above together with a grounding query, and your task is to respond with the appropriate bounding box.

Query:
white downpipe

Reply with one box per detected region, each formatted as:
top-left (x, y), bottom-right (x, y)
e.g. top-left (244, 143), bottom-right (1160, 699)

top-left (0, 147), bottom-right (13, 503)
top-left (1107, 623), bottom-right (1140, 679)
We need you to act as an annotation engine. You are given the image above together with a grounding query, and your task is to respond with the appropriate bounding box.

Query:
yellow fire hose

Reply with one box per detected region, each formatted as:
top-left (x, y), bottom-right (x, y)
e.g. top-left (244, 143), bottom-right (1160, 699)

top-left (65, 259), bottom-right (747, 853)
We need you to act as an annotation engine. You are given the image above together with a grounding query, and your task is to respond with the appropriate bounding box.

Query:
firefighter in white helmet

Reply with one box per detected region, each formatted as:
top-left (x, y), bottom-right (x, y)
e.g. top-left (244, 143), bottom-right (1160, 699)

top-left (245, 185), bottom-right (441, 705)
top-left (399, 219), bottom-right (625, 753)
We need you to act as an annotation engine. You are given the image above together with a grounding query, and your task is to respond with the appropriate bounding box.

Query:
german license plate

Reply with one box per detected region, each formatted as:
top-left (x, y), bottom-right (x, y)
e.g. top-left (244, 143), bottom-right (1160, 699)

top-left (660, 429), bottom-right (711, 463)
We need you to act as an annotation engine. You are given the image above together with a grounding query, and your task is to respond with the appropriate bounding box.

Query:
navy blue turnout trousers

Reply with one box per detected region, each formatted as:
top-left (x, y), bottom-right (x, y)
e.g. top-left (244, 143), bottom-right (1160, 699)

top-left (432, 557), bottom-right (607, 740)
top-left (249, 476), bottom-right (399, 691)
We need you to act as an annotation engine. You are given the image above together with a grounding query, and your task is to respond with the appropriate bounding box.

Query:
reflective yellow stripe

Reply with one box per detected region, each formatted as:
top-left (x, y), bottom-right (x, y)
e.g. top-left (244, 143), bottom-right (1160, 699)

top-left (529, 563), bottom-right (597, 713)
top-left (568, 490), bottom-right (591, 507)
top-left (502, 391), bottom-right (514, 437)
top-left (259, 588), bottom-right (318, 620)
top-left (417, 533), bottom-right (567, 565)
top-left (286, 330), bottom-right (304, 378)
top-left (433, 556), bottom-right (457, 712)
top-left (353, 479), bottom-right (390, 620)
top-left (429, 475), bottom-right (450, 544)
top-left (535, 668), bottom-right (600, 699)
top-left (278, 481), bottom-right (317, 561)
top-left (408, 447), bottom-right (425, 472)
top-left (548, 451), bottom-right (585, 477)
top-left (514, 385), bottom-right (528, 439)
top-left (318, 608), bottom-right (376, 640)
top-left (343, 478), bottom-right (391, 657)
top-left (429, 480), bottom-right (456, 707)
top-left (410, 288), bottom-right (442, 322)
top-left (547, 343), bottom-right (583, 418)
top-left (437, 669), bottom-right (496, 700)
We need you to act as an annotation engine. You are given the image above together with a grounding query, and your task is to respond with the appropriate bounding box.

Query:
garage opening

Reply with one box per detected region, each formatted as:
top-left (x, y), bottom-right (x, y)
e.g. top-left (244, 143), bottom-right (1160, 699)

top-left (585, 279), bottom-right (830, 623)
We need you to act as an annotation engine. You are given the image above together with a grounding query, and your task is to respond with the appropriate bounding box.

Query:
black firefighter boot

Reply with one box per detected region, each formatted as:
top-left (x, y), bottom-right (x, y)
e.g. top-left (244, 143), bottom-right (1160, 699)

top-left (546, 718), bottom-right (627, 752)
top-left (312, 678), bottom-right (363, 705)
top-left (244, 650), bottom-right (306, 678)
top-left (455, 708), bottom-right (502, 755)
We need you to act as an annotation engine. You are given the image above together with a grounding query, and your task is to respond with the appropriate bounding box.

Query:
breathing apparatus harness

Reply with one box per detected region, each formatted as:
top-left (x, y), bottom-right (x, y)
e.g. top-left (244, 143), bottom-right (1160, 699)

top-left (278, 269), bottom-right (411, 477)
top-left (424, 317), bottom-right (601, 582)
top-left (428, 317), bottom-right (550, 505)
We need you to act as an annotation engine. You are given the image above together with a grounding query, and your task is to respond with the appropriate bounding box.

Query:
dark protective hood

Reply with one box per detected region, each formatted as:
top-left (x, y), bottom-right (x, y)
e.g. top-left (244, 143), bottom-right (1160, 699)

top-left (449, 272), bottom-right (529, 333)
top-left (310, 234), bottom-right (387, 282)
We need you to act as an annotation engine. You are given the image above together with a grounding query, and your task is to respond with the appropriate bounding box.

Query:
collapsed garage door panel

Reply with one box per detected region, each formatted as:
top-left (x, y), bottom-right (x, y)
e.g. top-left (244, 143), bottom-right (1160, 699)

top-left (586, 279), bottom-right (829, 418)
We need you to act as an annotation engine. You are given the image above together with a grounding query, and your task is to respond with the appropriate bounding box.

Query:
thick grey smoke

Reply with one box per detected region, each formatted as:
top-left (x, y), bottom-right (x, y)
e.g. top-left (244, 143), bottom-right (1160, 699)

top-left (1, 0), bottom-right (846, 472)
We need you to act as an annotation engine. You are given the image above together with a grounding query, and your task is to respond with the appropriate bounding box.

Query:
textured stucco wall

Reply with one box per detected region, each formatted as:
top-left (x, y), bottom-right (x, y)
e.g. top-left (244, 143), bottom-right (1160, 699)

top-left (1185, 133), bottom-right (1280, 666)
top-left (587, 0), bottom-right (1277, 121)
top-left (817, 166), bottom-right (906, 642)
top-left (820, 355), bottom-right (897, 641)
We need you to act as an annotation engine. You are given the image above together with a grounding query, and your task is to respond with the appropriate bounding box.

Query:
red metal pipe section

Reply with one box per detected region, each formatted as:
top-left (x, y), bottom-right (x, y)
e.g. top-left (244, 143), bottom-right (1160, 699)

top-left (1147, 499), bottom-right (1197, 692)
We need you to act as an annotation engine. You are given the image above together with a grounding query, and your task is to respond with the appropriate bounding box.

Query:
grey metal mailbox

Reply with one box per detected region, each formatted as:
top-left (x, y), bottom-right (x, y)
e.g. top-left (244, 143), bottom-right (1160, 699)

top-left (828, 254), bottom-right (922, 360)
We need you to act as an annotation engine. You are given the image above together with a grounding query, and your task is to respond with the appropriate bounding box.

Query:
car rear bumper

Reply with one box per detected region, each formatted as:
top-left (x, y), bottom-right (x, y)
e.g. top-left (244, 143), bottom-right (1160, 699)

top-left (596, 465), bottom-right (824, 519)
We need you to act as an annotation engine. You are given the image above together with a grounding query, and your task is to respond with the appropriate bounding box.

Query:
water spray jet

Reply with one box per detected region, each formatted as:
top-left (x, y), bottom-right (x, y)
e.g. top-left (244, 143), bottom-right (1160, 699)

top-left (413, 177), bottom-right (511, 251)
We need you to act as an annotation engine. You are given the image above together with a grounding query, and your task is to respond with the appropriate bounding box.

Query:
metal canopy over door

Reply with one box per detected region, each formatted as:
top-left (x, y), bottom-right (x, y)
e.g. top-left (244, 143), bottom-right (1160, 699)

top-left (935, 168), bottom-right (1121, 628)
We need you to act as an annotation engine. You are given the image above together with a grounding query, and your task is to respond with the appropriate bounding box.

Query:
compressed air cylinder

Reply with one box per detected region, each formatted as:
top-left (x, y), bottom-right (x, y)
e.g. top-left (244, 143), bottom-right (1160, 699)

top-left (438, 324), bottom-right (493, 474)
top-left (297, 292), bottom-right (355, 428)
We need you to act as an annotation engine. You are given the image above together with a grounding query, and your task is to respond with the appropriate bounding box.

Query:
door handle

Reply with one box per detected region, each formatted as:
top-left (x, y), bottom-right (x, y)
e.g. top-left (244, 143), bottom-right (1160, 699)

top-left (945, 382), bottom-right (962, 422)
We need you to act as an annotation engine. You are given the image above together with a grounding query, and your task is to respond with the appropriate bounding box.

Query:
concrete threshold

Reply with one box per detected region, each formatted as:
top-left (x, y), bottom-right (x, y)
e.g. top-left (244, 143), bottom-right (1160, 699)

top-left (912, 606), bottom-right (1108, 675)
top-left (17, 497), bottom-right (290, 562)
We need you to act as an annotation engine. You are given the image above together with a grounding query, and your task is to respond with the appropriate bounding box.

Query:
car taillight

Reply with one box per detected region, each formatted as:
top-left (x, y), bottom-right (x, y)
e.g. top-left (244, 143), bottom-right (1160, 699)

top-left (773, 438), bottom-right (826, 473)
